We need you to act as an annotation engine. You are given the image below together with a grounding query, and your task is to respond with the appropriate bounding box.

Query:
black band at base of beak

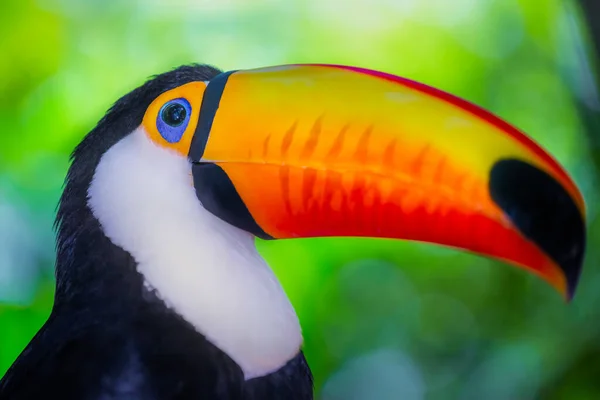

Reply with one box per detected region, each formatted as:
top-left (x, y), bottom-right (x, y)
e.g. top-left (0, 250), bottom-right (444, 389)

top-left (192, 163), bottom-right (273, 240)
top-left (189, 70), bottom-right (238, 162)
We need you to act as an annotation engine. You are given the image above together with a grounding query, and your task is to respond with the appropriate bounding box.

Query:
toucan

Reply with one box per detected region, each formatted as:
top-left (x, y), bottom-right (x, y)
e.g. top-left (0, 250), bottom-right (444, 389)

top-left (0, 63), bottom-right (586, 399)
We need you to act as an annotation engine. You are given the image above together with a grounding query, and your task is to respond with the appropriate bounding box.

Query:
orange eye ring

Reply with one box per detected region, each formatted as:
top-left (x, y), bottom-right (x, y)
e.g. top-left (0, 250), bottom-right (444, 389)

top-left (142, 81), bottom-right (207, 156)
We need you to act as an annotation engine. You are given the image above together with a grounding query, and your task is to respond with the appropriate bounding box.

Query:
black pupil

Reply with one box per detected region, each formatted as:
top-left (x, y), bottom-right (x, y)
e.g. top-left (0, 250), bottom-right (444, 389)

top-left (162, 103), bottom-right (187, 127)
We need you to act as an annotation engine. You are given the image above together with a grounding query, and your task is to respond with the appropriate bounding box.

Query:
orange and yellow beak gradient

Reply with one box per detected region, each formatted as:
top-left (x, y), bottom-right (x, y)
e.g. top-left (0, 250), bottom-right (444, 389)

top-left (187, 64), bottom-right (586, 300)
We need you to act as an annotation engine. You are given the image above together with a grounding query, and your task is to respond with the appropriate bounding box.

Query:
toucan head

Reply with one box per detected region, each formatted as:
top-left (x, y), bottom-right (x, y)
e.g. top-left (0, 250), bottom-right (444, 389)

top-left (59, 63), bottom-right (586, 378)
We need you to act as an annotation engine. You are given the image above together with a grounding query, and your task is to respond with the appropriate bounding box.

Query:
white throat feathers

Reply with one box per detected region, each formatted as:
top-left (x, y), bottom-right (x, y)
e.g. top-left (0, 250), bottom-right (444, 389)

top-left (88, 127), bottom-right (303, 379)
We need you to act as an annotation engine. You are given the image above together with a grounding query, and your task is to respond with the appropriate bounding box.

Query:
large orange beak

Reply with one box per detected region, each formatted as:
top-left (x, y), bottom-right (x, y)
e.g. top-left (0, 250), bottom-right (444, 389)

top-left (189, 64), bottom-right (586, 300)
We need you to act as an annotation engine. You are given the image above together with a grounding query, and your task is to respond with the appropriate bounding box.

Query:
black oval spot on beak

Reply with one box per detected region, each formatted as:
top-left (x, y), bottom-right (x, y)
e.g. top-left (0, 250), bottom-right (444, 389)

top-left (489, 159), bottom-right (585, 299)
top-left (192, 163), bottom-right (273, 240)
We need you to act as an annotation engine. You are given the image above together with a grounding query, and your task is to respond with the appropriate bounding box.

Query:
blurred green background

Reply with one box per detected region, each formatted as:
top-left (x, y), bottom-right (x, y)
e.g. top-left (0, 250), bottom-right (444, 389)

top-left (1, 0), bottom-right (600, 398)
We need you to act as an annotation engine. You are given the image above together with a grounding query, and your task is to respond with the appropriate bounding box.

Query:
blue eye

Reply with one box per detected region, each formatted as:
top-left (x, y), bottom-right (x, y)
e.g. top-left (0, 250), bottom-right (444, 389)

top-left (156, 98), bottom-right (192, 143)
